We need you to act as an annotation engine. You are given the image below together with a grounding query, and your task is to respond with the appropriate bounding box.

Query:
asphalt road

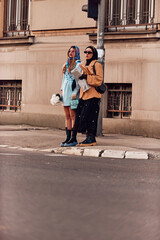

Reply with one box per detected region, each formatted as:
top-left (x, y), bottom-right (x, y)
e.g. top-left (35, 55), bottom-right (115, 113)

top-left (0, 148), bottom-right (160, 240)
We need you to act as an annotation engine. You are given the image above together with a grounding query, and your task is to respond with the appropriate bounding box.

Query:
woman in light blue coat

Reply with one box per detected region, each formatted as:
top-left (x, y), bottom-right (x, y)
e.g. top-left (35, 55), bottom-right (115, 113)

top-left (61, 46), bottom-right (81, 147)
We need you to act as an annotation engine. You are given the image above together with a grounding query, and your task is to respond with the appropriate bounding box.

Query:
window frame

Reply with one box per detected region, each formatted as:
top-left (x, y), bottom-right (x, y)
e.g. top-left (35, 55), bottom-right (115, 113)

top-left (0, 80), bottom-right (22, 112)
top-left (107, 83), bottom-right (132, 119)
top-left (106, 0), bottom-right (155, 31)
top-left (3, 0), bottom-right (31, 37)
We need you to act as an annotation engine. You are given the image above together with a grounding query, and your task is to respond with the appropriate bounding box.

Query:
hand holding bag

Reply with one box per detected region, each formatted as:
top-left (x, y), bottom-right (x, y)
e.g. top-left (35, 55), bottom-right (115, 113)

top-left (70, 99), bottom-right (79, 110)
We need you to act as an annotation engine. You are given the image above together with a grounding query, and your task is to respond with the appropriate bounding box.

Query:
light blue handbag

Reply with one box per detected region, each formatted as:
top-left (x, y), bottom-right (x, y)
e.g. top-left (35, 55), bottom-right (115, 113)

top-left (70, 99), bottom-right (79, 110)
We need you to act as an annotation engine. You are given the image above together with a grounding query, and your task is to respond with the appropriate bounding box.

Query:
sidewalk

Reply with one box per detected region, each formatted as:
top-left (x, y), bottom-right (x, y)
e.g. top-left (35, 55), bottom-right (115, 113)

top-left (0, 124), bottom-right (160, 160)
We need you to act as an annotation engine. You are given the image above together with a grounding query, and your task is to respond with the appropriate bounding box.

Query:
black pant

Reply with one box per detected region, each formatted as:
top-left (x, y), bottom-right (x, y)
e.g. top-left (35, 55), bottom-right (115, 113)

top-left (73, 98), bottom-right (100, 137)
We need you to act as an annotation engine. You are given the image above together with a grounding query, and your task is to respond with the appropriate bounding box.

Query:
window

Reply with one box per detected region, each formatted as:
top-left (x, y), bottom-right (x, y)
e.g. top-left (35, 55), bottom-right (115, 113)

top-left (107, 84), bottom-right (132, 119)
top-left (4, 0), bottom-right (30, 37)
top-left (126, 0), bottom-right (136, 25)
top-left (0, 80), bottom-right (22, 111)
top-left (106, 0), bottom-right (155, 27)
top-left (107, 0), bottom-right (121, 25)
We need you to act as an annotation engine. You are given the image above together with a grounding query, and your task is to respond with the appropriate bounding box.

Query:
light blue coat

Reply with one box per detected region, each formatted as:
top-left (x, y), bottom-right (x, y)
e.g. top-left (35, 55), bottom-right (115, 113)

top-left (61, 60), bottom-right (82, 106)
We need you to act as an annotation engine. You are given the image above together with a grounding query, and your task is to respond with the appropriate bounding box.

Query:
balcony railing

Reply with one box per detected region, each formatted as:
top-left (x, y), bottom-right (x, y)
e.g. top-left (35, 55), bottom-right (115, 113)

top-left (106, 0), bottom-right (155, 27)
top-left (105, 22), bottom-right (158, 33)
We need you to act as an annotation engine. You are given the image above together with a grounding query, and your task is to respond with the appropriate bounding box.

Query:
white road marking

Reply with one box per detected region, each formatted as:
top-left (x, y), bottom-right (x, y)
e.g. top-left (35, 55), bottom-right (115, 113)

top-left (0, 153), bottom-right (22, 156)
top-left (8, 146), bottom-right (20, 149)
top-left (45, 154), bottom-right (67, 157)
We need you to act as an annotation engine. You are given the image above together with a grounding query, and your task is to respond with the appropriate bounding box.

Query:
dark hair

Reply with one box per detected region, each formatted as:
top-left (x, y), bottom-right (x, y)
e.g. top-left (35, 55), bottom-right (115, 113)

top-left (85, 46), bottom-right (98, 61)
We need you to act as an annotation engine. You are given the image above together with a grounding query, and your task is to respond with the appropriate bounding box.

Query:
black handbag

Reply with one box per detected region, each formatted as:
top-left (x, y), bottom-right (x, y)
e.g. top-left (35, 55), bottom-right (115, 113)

top-left (93, 61), bottom-right (106, 94)
top-left (95, 83), bottom-right (106, 94)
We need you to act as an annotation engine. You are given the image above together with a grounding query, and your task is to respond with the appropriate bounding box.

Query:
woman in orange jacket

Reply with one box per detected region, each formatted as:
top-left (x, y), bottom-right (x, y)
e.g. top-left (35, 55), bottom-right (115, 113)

top-left (65, 45), bottom-right (103, 147)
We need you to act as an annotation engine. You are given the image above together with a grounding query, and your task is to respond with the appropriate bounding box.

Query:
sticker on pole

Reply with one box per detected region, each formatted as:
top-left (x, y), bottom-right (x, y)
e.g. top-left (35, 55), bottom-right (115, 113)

top-left (97, 49), bottom-right (105, 58)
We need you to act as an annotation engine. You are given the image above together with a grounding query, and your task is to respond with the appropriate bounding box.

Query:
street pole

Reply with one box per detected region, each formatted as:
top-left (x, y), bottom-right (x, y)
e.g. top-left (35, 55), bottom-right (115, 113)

top-left (97, 0), bottom-right (106, 136)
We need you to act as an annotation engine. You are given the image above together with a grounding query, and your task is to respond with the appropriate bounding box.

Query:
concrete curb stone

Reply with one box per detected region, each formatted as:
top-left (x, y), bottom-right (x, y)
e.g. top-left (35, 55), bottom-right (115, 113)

top-left (125, 151), bottom-right (148, 160)
top-left (83, 149), bottom-right (102, 157)
top-left (51, 147), bottom-right (65, 154)
top-left (40, 148), bottom-right (55, 152)
top-left (51, 147), bottom-right (149, 160)
top-left (61, 148), bottom-right (83, 156)
top-left (101, 150), bottom-right (125, 159)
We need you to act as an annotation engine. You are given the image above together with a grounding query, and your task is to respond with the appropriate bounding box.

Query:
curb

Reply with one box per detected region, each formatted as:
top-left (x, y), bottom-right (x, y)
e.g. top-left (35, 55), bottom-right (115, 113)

top-left (51, 147), bottom-right (149, 160)
top-left (0, 145), bottom-right (152, 160)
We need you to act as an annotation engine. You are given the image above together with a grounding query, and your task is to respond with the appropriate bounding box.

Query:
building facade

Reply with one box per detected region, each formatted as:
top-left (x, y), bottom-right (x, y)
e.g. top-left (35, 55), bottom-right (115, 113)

top-left (0, 0), bottom-right (160, 138)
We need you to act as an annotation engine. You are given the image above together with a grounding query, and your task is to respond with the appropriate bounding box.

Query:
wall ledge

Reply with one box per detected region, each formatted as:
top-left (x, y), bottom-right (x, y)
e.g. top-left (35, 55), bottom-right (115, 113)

top-left (0, 35), bottom-right (35, 46)
top-left (89, 31), bottom-right (160, 42)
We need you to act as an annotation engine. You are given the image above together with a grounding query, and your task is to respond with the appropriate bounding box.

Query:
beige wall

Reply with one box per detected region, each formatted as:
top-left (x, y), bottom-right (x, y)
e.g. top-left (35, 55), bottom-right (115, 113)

top-left (31, 0), bottom-right (95, 30)
top-left (103, 40), bottom-right (160, 137)
top-left (30, 0), bottom-right (160, 29)
top-left (105, 41), bottom-right (160, 122)
top-left (155, 0), bottom-right (160, 22)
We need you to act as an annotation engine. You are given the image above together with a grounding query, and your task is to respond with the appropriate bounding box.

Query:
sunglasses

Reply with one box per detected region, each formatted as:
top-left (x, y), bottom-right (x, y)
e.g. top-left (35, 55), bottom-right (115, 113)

top-left (84, 51), bottom-right (93, 54)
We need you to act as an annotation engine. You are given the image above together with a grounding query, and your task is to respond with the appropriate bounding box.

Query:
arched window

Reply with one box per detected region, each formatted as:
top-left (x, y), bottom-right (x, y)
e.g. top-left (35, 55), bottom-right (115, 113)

top-left (4, 0), bottom-right (30, 36)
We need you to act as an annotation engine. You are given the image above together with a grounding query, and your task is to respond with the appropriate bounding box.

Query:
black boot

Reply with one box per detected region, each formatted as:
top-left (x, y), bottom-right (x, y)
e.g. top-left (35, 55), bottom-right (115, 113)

top-left (61, 128), bottom-right (71, 147)
top-left (78, 133), bottom-right (96, 147)
top-left (64, 130), bottom-right (78, 147)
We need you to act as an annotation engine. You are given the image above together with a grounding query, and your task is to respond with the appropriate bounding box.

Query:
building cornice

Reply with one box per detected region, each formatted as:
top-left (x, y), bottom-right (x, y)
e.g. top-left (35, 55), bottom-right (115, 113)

top-left (31, 27), bottom-right (97, 37)
top-left (0, 35), bottom-right (35, 46)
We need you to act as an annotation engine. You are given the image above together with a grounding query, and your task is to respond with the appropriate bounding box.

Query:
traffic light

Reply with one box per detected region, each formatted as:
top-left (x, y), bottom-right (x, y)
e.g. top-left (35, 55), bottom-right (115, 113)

top-left (82, 0), bottom-right (101, 20)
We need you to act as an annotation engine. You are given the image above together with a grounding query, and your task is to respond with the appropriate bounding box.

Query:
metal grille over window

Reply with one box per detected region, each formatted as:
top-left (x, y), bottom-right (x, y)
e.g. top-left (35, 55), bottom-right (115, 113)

top-left (4, 0), bottom-right (30, 37)
top-left (0, 80), bottom-right (22, 112)
top-left (106, 0), bottom-right (155, 31)
top-left (107, 84), bottom-right (132, 119)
